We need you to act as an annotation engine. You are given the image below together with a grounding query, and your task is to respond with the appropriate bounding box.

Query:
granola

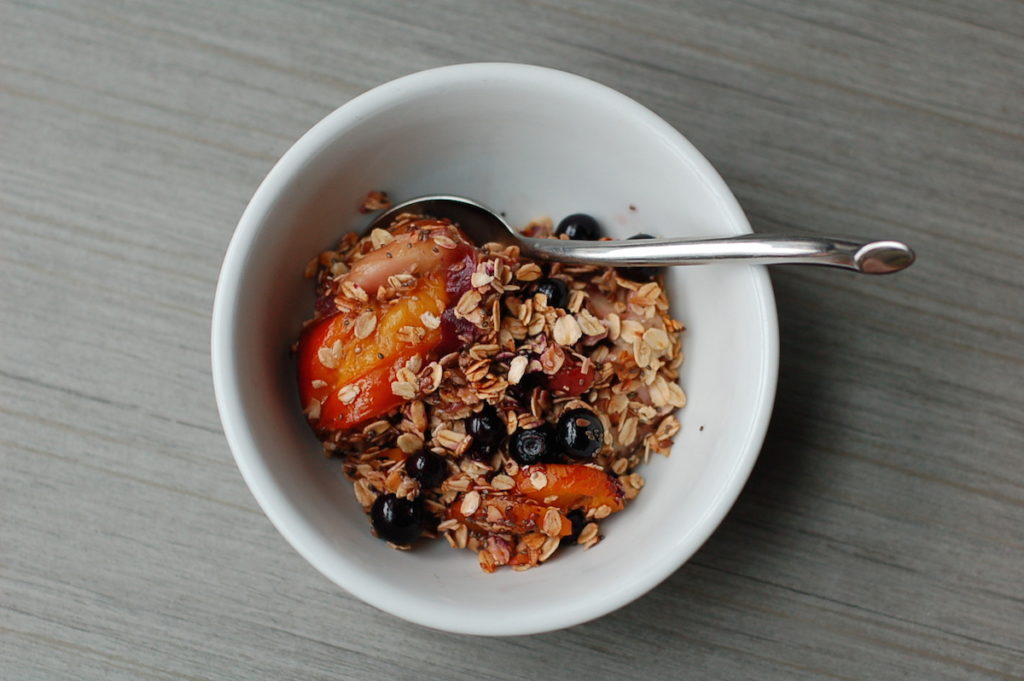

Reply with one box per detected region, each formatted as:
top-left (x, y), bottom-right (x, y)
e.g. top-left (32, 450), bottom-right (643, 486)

top-left (296, 209), bottom-right (685, 571)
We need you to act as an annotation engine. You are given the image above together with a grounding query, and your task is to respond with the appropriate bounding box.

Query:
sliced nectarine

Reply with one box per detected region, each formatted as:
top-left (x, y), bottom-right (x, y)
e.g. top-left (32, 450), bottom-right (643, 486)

top-left (298, 222), bottom-right (479, 429)
top-left (448, 494), bottom-right (572, 537)
top-left (513, 464), bottom-right (625, 513)
top-left (298, 273), bottom-right (446, 429)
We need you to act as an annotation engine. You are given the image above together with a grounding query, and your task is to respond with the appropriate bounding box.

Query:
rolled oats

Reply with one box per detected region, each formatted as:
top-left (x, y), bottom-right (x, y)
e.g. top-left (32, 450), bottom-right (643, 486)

top-left (396, 432), bottom-right (424, 454)
top-left (605, 312), bottom-right (621, 341)
top-left (539, 344), bottom-right (565, 375)
top-left (618, 416), bottom-right (639, 447)
top-left (397, 325), bottom-right (426, 344)
top-left (491, 474), bottom-right (515, 491)
top-left (515, 263), bottom-right (543, 281)
top-left (421, 362), bottom-right (443, 393)
top-left (666, 381), bottom-right (687, 408)
top-left (539, 536), bottom-right (560, 562)
top-left (391, 381), bottom-right (418, 400)
top-left (471, 270), bottom-right (494, 288)
top-left (620, 319), bottom-right (645, 344)
top-left (568, 289), bottom-right (586, 314)
top-left (433, 234), bottom-right (458, 250)
top-left (529, 470), bottom-right (548, 490)
top-left (553, 314), bottom-right (583, 346)
top-left (370, 227), bottom-right (395, 248)
top-left (420, 311), bottom-right (441, 329)
top-left (577, 522), bottom-right (599, 546)
top-left (353, 479), bottom-right (377, 508)
top-left (542, 507), bottom-right (564, 536)
top-left (507, 355), bottom-right (528, 384)
top-left (643, 327), bottom-right (670, 354)
top-left (338, 384), bottom-right (360, 404)
top-left (341, 279), bottom-right (368, 302)
top-left (577, 308), bottom-right (605, 336)
top-left (454, 523), bottom-right (468, 549)
top-left (633, 338), bottom-right (652, 369)
top-left (354, 310), bottom-right (377, 339)
top-left (317, 340), bottom-right (343, 369)
top-left (460, 490), bottom-right (481, 516)
top-left (455, 290), bottom-right (481, 318)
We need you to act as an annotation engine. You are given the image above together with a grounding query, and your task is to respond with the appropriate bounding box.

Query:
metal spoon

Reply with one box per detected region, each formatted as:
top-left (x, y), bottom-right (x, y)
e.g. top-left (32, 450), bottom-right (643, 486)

top-left (370, 195), bottom-right (915, 274)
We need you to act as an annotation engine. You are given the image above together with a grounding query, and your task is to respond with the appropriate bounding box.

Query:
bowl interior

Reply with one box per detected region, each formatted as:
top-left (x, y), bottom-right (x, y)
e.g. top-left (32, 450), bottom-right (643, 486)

top-left (213, 64), bottom-right (777, 635)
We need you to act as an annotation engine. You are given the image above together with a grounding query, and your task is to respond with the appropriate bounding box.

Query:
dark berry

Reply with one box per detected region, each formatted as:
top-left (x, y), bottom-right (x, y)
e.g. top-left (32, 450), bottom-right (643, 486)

top-left (561, 509), bottom-right (587, 546)
top-left (618, 233), bottom-right (660, 282)
top-left (509, 423), bottom-right (555, 466)
top-left (556, 213), bottom-right (600, 240)
top-left (437, 307), bottom-right (478, 355)
top-left (405, 450), bottom-right (447, 489)
top-left (505, 370), bottom-right (542, 405)
top-left (466, 442), bottom-right (498, 462)
top-left (314, 290), bottom-right (335, 318)
top-left (370, 494), bottom-right (423, 545)
top-left (555, 408), bottom-right (604, 460)
top-left (533, 278), bottom-right (569, 309)
top-left (467, 404), bottom-right (505, 449)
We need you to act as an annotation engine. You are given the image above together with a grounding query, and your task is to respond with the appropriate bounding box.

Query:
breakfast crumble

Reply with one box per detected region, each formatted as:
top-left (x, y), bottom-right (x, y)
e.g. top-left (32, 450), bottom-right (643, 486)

top-left (296, 202), bottom-right (685, 572)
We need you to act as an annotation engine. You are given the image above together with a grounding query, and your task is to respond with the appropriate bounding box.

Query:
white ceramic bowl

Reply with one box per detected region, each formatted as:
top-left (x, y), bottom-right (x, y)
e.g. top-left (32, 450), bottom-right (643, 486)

top-left (212, 63), bottom-right (778, 635)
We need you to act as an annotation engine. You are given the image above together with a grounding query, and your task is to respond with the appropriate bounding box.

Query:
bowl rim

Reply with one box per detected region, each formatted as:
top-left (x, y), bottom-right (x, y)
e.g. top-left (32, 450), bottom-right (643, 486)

top-left (211, 62), bottom-right (779, 635)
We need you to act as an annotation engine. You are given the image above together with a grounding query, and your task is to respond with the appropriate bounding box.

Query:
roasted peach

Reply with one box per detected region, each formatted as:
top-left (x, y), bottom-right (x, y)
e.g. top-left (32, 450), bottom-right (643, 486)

top-left (297, 224), bottom-right (477, 429)
top-left (297, 273), bottom-right (446, 429)
top-left (513, 463), bottom-right (625, 513)
top-left (449, 494), bottom-right (572, 537)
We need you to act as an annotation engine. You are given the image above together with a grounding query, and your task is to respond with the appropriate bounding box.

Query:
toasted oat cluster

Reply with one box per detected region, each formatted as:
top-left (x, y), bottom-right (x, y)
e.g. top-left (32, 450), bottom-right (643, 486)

top-left (297, 208), bottom-right (685, 571)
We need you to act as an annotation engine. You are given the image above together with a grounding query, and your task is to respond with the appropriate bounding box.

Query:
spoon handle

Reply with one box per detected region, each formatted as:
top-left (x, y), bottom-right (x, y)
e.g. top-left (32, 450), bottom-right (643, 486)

top-left (520, 234), bottom-right (915, 274)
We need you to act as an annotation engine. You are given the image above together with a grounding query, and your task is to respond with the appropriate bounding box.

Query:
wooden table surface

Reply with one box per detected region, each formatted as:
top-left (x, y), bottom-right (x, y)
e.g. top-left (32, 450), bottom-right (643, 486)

top-left (3, 1), bottom-right (1022, 678)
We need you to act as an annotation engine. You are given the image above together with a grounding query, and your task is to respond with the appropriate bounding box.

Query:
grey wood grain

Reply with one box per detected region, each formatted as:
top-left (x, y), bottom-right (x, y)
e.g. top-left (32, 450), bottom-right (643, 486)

top-left (2, 0), bottom-right (1022, 678)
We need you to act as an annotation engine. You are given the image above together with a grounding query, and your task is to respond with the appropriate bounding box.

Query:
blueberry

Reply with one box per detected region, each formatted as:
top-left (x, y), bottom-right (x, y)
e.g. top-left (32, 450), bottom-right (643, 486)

top-left (555, 408), bottom-right (604, 460)
top-left (618, 233), bottom-right (660, 282)
top-left (533, 278), bottom-right (568, 309)
top-left (370, 494), bottom-right (423, 545)
top-left (560, 509), bottom-right (587, 546)
top-left (405, 450), bottom-right (447, 489)
top-left (505, 370), bottom-right (542, 406)
top-left (467, 404), bottom-right (505, 449)
top-left (465, 446), bottom-right (494, 463)
top-left (509, 423), bottom-right (555, 466)
top-left (556, 213), bottom-right (600, 240)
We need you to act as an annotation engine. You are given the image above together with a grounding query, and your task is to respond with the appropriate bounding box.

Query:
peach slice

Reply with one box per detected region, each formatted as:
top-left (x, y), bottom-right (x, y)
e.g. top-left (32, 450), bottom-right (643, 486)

top-left (298, 223), bottom-right (477, 429)
top-left (449, 494), bottom-right (572, 537)
top-left (298, 273), bottom-right (446, 429)
top-left (513, 464), bottom-right (625, 513)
